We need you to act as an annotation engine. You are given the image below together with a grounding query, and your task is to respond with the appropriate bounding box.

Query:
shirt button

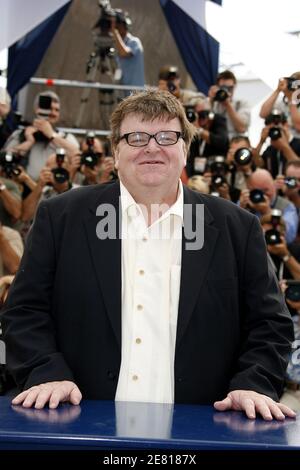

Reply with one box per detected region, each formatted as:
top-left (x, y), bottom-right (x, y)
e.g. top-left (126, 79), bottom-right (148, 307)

top-left (132, 375), bottom-right (139, 381)
top-left (139, 269), bottom-right (144, 276)
top-left (142, 236), bottom-right (148, 242)
top-left (135, 338), bottom-right (142, 344)
top-left (137, 304), bottom-right (143, 311)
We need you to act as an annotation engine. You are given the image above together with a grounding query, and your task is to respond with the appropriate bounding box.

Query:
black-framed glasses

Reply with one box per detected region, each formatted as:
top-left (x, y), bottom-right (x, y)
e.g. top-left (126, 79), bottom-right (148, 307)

top-left (120, 131), bottom-right (182, 147)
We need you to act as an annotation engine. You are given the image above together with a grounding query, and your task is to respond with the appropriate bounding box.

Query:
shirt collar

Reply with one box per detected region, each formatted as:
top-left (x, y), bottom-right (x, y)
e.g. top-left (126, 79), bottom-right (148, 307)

top-left (120, 180), bottom-right (184, 225)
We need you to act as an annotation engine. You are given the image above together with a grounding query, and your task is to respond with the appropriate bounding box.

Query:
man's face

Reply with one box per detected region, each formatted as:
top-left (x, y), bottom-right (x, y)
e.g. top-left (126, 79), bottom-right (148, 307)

top-left (114, 114), bottom-right (187, 193)
top-left (248, 175), bottom-right (276, 201)
top-left (48, 101), bottom-right (60, 125)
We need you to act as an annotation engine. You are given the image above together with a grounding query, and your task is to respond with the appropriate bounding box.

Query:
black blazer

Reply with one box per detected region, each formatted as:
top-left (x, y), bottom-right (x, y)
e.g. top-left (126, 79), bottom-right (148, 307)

top-left (1, 182), bottom-right (293, 403)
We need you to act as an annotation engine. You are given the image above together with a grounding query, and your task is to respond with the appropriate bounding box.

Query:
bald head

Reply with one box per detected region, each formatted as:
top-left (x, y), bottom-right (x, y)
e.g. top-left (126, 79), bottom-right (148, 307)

top-left (247, 169), bottom-right (276, 201)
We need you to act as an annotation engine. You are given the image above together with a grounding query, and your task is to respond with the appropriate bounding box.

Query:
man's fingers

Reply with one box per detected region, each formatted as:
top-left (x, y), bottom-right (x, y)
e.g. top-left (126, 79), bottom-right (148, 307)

top-left (11, 381), bottom-right (82, 410)
top-left (277, 403), bottom-right (297, 418)
top-left (22, 389), bottom-right (41, 408)
top-left (213, 396), bottom-right (232, 411)
top-left (11, 390), bottom-right (31, 405)
top-left (70, 386), bottom-right (82, 405)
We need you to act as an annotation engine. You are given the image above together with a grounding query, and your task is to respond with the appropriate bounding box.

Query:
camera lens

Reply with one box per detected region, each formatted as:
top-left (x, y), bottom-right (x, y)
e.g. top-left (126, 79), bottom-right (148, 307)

top-left (81, 152), bottom-right (100, 168)
top-left (264, 229), bottom-right (281, 245)
top-left (234, 147), bottom-right (252, 166)
top-left (285, 177), bottom-right (297, 189)
top-left (214, 88), bottom-right (229, 102)
top-left (51, 168), bottom-right (69, 184)
top-left (212, 175), bottom-right (226, 188)
top-left (268, 127), bottom-right (281, 140)
top-left (249, 189), bottom-right (265, 204)
top-left (185, 107), bottom-right (196, 123)
top-left (167, 80), bottom-right (177, 93)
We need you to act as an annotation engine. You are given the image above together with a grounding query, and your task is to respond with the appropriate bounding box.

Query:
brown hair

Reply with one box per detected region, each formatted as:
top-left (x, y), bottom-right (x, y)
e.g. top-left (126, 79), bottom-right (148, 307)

top-left (217, 70), bottom-right (237, 84)
top-left (110, 88), bottom-right (196, 151)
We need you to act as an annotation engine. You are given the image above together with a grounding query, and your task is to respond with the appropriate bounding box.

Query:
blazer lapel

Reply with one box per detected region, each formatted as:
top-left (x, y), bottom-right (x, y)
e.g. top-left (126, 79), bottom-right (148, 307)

top-left (176, 188), bottom-right (219, 347)
top-left (83, 182), bottom-right (122, 348)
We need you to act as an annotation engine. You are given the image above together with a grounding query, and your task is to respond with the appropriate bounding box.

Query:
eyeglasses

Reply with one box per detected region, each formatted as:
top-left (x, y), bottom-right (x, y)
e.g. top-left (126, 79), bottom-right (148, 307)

top-left (120, 131), bottom-right (182, 147)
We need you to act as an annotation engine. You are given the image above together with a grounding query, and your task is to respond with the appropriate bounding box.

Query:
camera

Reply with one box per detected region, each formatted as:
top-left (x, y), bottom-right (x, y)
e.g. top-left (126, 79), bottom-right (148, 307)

top-left (264, 110), bottom-right (286, 126)
top-left (285, 280), bottom-right (300, 302)
top-left (214, 86), bottom-right (230, 102)
top-left (234, 147), bottom-right (252, 166)
top-left (264, 209), bottom-right (282, 245)
top-left (284, 76), bottom-right (300, 92)
top-left (159, 66), bottom-right (179, 95)
top-left (268, 127), bottom-right (281, 141)
top-left (95, 0), bottom-right (117, 33)
top-left (33, 94), bottom-right (54, 143)
top-left (249, 189), bottom-right (265, 204)
top-left (208, 156), bottom-right (227, 188)
top-left (51, 148), bottom-right (69, 184)
top-left (94, 2), bottom-right (131, 59)
top-left (198, 110), bottom-right (214, 121)
top-left (185, 106), bottom-right (197, 123)
top-left (285, 176), bottom-right (298, 189)
top-left (0, 151), bottom-right (21, 178)
top-left (167, 80), bottom-right (177, 93)
top-left (265, 111), bottom-right (286, 141)
top-left (81, 132), bottom-right (102, 168)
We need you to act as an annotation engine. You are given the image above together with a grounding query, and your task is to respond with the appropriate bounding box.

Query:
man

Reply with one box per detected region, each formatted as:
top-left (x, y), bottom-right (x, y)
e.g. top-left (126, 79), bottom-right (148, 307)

top-left (4, 91), bottom-right (79, 181)
top-left (208, 70), bottom-right (250, 140)
top-left (254, 111), bottom-right (300, 178)
top-left (111, 10), bottom-right (144, 91)
top-left (259, 72), bottom-right (300, 139)
top-left (185, 96), bottom-right (228, 178)
top-left (239, 169), bottom-right (298, 244)
top-left (1, 90), bottom-right (296, 420)
top-left (157, 65), bottom-right (205, 106)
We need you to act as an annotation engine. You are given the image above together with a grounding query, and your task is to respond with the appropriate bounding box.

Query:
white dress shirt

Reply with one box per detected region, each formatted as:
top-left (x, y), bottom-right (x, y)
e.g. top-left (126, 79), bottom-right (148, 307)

top-left (115, 181), bottom-right (183, 404)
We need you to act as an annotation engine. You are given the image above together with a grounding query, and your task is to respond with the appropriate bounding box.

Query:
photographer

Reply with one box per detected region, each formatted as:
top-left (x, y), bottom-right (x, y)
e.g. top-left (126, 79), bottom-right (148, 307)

top-left (225, 136), bottom-right (256, 202)
top-left (70, 133), bottom-right (115, 185)
top-left (260, 72), bottom-right (300, 139)
top-left (208, 70), bottom-right (250, 139)
top-left (110, 9), bottom-right (144, 91)
top-left (254, 111), bottom-right (300, 178)
top-left (158, 65), bottom-right (205, 105)
top-left (3, 91), bottom-right (79, 181)
top-left (22, 151), bottom-right (77, 223)
top-left (239, 169), bottom-right (298, 244)
top-left (185, 97), bottom-right (228, 177)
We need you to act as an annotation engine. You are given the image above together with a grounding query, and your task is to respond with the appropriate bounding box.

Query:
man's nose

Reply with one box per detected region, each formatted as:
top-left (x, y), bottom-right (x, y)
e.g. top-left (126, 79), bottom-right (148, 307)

top-left (144, 136), bottom-right (160, 150)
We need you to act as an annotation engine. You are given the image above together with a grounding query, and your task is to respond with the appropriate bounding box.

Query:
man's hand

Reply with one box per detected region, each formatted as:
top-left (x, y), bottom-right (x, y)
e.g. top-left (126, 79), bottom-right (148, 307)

top-left (33, 118), bottom-right (54, 140)
top-left (214, 390), bottom-right (296, 420)
top-left (11, 380), bottom-right (82, 409)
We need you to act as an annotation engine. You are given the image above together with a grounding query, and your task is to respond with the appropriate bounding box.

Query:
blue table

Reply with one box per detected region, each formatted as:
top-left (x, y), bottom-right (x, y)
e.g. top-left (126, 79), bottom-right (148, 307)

top-left (0, 396), bottom-right (299, 450)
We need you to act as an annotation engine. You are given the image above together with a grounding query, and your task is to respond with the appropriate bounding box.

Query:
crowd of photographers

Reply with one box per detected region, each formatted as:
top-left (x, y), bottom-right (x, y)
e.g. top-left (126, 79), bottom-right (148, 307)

top-left (1, 5), bottom-right (300, 405)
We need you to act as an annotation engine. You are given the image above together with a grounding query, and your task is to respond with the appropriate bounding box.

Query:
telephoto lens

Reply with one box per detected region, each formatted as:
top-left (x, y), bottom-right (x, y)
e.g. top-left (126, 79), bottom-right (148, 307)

top-left (214, 87), bottom-right (229, 102)
top-left (249, 189), bottom-right (265, 204)
top-left (264, 229), bottom-right (281, 245)
top-left (234, 147), bottom-right (252, 166)
top-left (285, 177), bottom-right (298, 189)
top-left (268, 127), bottom-right (281, 140)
